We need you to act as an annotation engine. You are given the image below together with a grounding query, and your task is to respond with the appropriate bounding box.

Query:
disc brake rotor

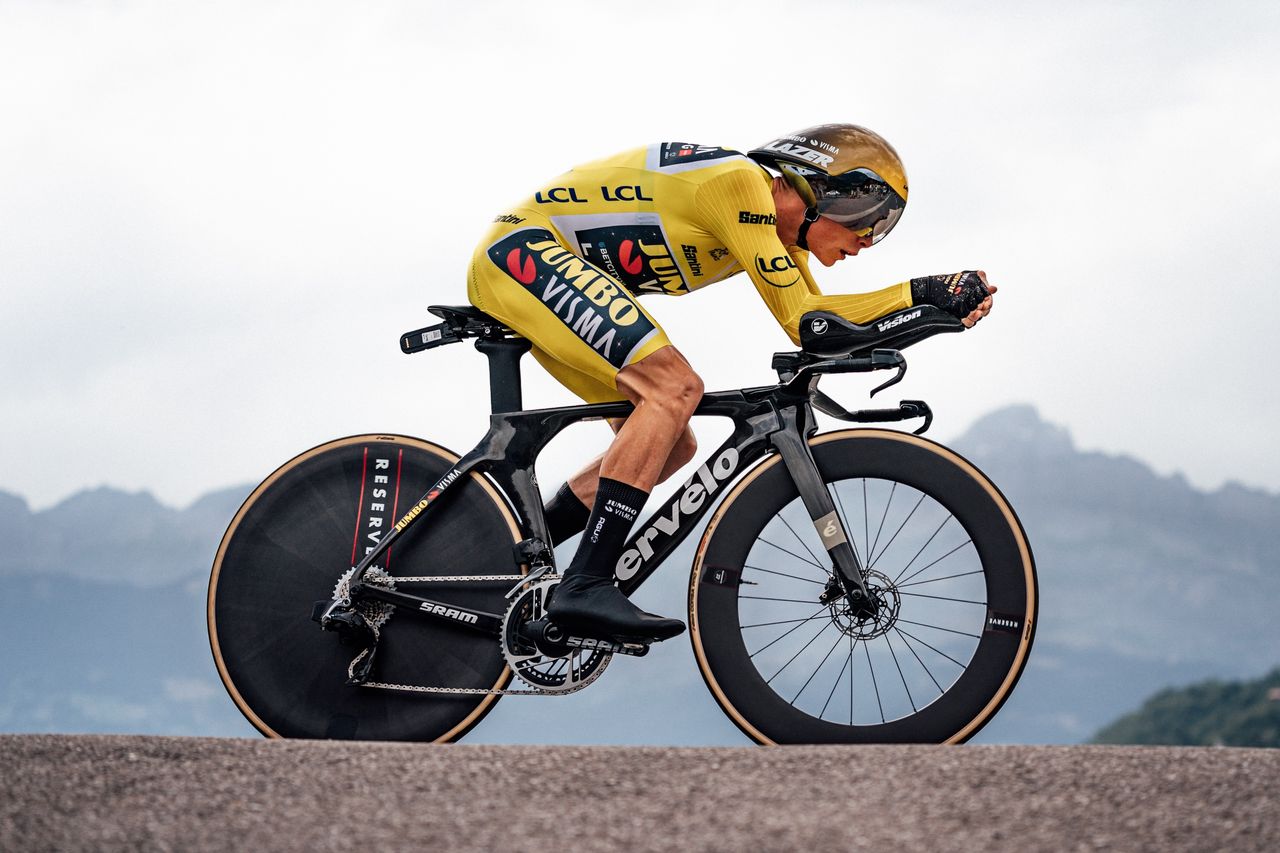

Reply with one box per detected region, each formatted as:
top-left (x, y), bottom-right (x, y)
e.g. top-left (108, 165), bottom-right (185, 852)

top-left (828, 569), bottom-right (901, 640)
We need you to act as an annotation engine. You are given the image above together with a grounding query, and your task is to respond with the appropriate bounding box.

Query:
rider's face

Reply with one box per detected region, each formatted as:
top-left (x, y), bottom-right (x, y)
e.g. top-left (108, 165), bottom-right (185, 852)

top-left (806, 218), bottom-right (874, 267)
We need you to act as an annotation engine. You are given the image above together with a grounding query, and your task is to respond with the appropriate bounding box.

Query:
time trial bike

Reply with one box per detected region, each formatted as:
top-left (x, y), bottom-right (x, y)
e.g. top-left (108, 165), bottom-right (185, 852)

top-left (207, 303), bottom-right (1037, 744)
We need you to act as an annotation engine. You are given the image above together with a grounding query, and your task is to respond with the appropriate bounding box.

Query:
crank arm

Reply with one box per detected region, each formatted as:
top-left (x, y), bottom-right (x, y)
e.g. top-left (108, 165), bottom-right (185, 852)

top-left (565, 635), bottom-right (650, 657)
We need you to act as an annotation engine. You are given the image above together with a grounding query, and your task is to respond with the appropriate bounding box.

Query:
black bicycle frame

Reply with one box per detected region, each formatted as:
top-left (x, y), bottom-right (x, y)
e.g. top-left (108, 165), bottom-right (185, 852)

top-left (342, 337), bottom-right (919, 637)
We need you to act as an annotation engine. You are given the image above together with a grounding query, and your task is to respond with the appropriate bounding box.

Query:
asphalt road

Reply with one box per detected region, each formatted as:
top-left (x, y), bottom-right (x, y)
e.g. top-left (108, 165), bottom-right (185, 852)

top-left (2, 735), bottom-right (1277, 852)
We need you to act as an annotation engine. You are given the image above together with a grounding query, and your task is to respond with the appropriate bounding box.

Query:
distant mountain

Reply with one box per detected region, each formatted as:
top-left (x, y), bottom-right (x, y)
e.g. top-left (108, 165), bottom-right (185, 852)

top-left (949, 405), bottom-right (1280, 742)
top-left (0, 405), bottom-right (1276, 744)
top-left (1091, 668), bottom-right (1280, 746)
top-left (955, 404), bottom-right (1280, 669)
top-left (0, 485), bottom-right (248, 588)
top-left (0, 486), bottom-right (255, 736)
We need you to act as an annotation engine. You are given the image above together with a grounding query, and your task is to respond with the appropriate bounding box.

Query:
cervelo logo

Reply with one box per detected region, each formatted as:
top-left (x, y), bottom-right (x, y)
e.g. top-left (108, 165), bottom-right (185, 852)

top-left (616, 447), bottom-right (740, 580)
top-left (877, 309), bottom-right (921, 333)
top-left (420, 602), bottom-right (479, 625)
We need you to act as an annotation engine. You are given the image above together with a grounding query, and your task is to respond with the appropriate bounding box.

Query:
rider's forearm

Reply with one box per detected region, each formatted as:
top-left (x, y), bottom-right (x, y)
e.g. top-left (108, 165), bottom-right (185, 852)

top-left (762, 280), bottom-right (913, 344)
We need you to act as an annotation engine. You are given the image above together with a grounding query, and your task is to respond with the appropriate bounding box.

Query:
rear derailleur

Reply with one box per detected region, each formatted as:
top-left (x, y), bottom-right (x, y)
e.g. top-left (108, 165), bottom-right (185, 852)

top-left (312, 599), bottom-right (379, 684)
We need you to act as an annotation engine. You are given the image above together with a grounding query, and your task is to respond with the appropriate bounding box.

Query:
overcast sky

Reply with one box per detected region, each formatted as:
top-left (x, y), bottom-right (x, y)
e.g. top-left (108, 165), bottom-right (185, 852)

top-left (2, 0), bottom-right (1279, 510)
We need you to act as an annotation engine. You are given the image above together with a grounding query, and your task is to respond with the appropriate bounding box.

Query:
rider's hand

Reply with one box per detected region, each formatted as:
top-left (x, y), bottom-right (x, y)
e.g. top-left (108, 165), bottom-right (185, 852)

top-left (910, 270), bottom-right (996, 328)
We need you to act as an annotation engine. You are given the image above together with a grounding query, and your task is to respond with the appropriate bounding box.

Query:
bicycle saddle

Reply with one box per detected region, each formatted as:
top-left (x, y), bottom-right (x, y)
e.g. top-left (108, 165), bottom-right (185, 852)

top-left (798, 305), bottom-right (965, 357)
top-left (428, 304), bottom-right (507, 331)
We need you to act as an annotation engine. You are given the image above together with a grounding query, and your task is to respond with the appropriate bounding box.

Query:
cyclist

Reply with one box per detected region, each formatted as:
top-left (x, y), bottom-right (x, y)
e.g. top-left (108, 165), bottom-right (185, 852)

top-left (467, 124), bottom-right (995, 643)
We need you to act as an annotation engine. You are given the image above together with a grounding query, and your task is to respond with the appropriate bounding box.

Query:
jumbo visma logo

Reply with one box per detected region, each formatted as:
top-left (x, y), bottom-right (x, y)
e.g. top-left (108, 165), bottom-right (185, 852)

top-left (506, 248), bottom-right (536, 284)
top-left (618, 240), bottom-right (644, 276)
top-left (488, 228), bottom-right (658, 369)
top-left (574, 223), bottom-right (688, 295)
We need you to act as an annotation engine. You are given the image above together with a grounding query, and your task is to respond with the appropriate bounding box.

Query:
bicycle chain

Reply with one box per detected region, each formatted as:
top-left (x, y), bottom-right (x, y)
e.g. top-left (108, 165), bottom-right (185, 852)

top-left (335, 570), bottom-right (577, 697)
top-left (372, 574), bottom-right (526, 583)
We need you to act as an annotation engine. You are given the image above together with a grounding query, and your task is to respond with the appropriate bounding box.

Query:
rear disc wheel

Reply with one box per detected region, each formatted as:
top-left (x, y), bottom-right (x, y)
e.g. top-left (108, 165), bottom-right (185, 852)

top-left (208, 434), bottom-right (522, 742)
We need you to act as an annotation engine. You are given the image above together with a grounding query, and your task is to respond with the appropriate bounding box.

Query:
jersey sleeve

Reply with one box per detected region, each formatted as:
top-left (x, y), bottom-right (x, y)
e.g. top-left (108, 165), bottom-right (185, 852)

top-left (693, 166), bottom-right (912, 345)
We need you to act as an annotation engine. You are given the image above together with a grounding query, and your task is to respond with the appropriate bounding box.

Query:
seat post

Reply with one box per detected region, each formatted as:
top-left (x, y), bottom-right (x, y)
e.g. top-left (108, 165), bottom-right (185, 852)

top-left (475, 337), bottom-right (533, 413)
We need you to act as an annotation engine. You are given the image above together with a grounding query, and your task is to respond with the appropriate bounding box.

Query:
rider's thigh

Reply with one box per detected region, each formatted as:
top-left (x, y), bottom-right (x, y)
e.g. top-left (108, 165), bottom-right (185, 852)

top-left (530, 346), bottom-right (627, 404)
top-left (468, 213), bottom-right (671, 398)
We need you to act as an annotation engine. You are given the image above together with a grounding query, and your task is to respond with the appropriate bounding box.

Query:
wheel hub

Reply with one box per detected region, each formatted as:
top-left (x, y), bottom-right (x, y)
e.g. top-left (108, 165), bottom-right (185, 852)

top-left (826, 570), bottom-right (901, 640)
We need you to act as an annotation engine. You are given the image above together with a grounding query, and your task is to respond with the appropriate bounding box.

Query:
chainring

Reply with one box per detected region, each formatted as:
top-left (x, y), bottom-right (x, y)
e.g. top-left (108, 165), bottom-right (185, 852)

top-left (502, 576), bottom-right (611, 693)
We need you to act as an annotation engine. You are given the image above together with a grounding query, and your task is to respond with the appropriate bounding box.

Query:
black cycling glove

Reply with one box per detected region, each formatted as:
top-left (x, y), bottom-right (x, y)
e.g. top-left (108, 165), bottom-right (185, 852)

top-left (909, 271), bottom-right (989, 319)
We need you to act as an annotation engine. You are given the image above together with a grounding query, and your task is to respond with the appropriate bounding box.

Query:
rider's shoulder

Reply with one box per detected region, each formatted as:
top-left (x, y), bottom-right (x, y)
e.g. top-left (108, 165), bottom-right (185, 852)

top-left (570, 143), bottom-right (758, 178)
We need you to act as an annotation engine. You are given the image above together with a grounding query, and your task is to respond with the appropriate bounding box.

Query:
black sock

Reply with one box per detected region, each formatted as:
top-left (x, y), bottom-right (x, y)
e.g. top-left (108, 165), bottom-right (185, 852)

top-left (543, 482), bottom-right (591, 546)
top-left (564, 477), bottom-right (647, 581)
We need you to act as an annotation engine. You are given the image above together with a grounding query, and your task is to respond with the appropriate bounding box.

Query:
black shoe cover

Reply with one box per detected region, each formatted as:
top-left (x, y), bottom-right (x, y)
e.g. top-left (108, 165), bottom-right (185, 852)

top-left (547, 575), bottom-right (686, 641)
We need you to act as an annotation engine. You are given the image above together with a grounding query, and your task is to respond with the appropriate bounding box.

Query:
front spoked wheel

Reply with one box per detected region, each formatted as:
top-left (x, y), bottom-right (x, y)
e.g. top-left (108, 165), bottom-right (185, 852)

top-left (690, 429), bottom-right (1036, 744)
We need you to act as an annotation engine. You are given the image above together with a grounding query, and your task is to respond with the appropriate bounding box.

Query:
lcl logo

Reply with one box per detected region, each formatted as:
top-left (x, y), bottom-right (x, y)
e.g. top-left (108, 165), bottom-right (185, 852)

top-left (755, 254), bottom-right (800, 288)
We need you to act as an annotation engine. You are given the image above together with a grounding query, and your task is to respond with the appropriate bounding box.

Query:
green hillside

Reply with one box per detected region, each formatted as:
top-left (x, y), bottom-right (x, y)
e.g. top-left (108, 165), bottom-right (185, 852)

top-left (1091, 668), bottom-right (1280, 747)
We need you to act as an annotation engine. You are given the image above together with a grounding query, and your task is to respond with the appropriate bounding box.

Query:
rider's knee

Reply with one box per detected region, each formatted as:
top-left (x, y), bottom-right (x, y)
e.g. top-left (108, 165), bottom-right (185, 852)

top-left (618, 348), bottom-right (704, 421)
top-left (653, 371), bottom-right (703, 421)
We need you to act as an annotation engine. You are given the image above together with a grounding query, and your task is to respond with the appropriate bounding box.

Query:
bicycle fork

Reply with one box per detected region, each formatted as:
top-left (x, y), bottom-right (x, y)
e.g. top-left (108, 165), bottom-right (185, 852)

top-left (769, 406), bottom-right (875, 610)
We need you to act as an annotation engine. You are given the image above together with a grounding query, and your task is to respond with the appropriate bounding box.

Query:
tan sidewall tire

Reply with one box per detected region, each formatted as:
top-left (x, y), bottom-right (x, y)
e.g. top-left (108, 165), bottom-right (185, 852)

top-left (207, 434), bottom-right (523, 742)
top-left (688, 429), bottom-right (1036, 745)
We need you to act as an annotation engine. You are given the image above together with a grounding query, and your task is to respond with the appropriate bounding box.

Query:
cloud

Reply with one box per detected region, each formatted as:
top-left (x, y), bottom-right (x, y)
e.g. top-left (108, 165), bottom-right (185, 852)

top-left (2, 0), bottom-right (1278, 508)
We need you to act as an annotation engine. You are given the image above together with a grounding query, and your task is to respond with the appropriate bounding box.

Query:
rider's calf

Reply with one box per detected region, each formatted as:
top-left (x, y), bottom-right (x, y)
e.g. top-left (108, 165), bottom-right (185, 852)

top-left (657, 427), bottom-right (698, 484)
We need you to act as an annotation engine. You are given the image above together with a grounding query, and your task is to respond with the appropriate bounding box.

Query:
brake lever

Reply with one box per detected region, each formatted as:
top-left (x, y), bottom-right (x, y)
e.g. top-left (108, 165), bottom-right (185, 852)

top-left (869, 349), bottom-right (906, 397)
top-left (906, 400), bottom-right (933, 434)
top-left (809, 392), bottom-right (934, 434)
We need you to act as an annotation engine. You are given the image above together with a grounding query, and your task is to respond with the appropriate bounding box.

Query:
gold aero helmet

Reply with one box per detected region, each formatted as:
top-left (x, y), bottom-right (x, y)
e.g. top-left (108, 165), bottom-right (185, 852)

top-left (748, 124), bottom-right (908, 245)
